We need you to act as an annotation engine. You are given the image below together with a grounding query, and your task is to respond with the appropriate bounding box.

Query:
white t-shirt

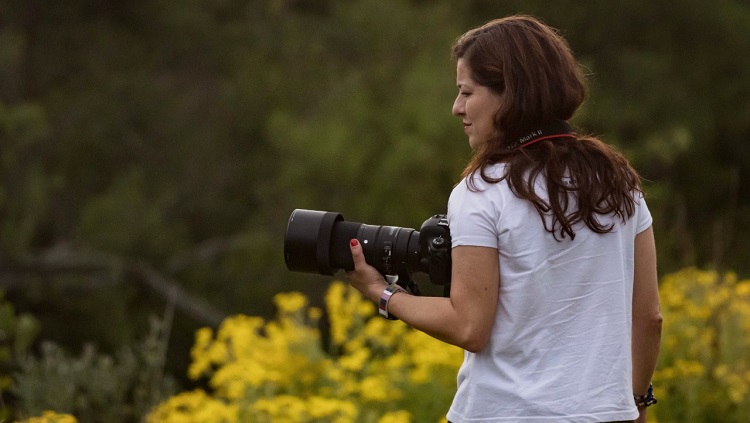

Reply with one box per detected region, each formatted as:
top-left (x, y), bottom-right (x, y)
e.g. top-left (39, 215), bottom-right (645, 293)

top-left (446, 163), bottom-right (651, 423)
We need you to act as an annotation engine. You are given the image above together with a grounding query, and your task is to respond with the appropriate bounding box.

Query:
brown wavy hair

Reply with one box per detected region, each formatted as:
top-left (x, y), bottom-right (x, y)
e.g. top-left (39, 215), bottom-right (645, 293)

top-left (452, 15), bottom-right (642, 240)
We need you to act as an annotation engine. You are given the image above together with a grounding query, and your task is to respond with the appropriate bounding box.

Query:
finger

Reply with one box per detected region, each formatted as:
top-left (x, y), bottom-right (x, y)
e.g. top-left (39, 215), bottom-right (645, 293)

top-left (349, 239), bottom-right (366, 268)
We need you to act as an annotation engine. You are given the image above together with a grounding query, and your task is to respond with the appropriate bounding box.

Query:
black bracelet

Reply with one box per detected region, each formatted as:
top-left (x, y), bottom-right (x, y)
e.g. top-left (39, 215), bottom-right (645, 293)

top-left (634, 383), bottom-right (657, 409)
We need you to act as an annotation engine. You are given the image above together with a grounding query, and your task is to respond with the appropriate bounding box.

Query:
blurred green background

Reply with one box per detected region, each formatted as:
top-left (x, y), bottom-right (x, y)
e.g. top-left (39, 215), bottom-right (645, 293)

top-left (1, 0), bottom-right (749, 419)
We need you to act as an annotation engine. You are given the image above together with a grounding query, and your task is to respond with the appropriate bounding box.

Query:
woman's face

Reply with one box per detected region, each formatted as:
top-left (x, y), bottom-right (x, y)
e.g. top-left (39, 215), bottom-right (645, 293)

top-left (452, 59), bottom-right (503, 149)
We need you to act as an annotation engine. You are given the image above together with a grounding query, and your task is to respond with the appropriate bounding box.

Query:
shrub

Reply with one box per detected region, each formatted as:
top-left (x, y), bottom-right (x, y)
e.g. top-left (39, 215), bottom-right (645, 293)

top-left (0, 290), bottom-right (40, 421)
top-left (28, 267), bottom-right (747, 422)
top-left (15, 410), bottom-right (78, 423)
top-left (653, 268), bottom-right (750, 423)
top-left (12, 316), bottom-right (176, 422)
top-left (147, 282), bottom-right (463, 423)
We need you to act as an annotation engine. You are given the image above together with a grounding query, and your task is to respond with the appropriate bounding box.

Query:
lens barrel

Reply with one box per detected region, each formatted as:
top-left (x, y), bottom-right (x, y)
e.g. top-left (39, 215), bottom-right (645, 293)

top-left (284, 209), bottom-right (421, 277)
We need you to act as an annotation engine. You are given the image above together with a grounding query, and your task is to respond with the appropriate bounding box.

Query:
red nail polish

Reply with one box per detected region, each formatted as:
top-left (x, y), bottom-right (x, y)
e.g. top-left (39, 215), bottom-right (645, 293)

top-left (350, 239), bottom-right (359, 247)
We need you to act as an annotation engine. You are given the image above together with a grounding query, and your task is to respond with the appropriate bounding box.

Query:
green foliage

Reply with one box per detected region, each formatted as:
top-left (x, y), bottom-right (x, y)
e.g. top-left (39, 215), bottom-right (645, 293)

top-left (263, 0), bottom-right (466, 226)
top-left (1, 0), bottom-right (749, 414)
top-left (12, 316), bottom-right (176, 423)
top-left (145, 268), bottom-right (750, 423)
top-left (0, 290), bottom-right (40, 421)
top-left (78, 168), bottom-right (188, 257)
top-left (0, 100), bottom-right (53, 257)
top-left (0, 292), bottom-right (39, 361)
top-left (147, 283), bottom-right (461, 423)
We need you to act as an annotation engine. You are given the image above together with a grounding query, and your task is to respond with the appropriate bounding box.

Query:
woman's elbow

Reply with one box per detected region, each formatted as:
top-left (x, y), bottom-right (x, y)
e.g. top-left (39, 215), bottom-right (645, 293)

top-left (650, 311), bottom-right (664, 333)
top-left (458, 327), bottom-right (492, 353)
top-left (634, 310), bottom-right (663, 333)
top-left (463, 340), bottom-right (489, 354)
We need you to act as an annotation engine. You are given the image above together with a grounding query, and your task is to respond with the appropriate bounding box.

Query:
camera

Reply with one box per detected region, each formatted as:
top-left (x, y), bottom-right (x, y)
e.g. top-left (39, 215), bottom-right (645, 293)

top-left (284, 209), bottom-right (452, 296)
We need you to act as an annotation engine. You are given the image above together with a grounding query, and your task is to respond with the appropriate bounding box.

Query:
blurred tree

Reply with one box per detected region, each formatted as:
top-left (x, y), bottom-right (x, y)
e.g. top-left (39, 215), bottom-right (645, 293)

top-left (0, 0), bottom-right (748, 401)
top-left (0, 0), bottom-right (467, 384)
top-left (559, 0), bottom-right (750, 274)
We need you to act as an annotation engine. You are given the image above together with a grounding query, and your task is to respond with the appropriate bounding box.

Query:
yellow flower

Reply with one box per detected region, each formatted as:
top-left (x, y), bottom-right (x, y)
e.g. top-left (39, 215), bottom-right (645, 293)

top-left (377, 410), bottom-right (412, 423)
top-left (151, 281), bottom-right (459, 422)
top-left (18, 411), bottom-right (78, 423)
top-left (251, 395), bottom-right (308, 421)
top-left (274, 291), bottom-right (309, 314)
top-left (308, 306), bottom-right (323, 320)
top-left (338, 348), bottom-right (370, 372)
top-left (147, 390), bottom-right (238, 423)
top-left (360, 374), bottom-right (400, 402)
top-left (652, 268), bottom-right (750, 421)
top-left (306, 396), bottom-right (358, 420)
top-left (326, 282), bottom-right (352, 346)
top-left (188, 327), bottom-right (215, 379)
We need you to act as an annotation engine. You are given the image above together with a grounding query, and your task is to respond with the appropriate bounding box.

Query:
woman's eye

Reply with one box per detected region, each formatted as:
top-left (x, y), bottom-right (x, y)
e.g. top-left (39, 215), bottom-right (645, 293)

top-left (460, 91), bottom-right (471, 97)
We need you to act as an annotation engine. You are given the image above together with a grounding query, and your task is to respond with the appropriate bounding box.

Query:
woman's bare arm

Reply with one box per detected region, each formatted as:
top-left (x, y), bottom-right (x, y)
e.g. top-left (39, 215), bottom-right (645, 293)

top-left (346, 241), bottom-right (499, 352)
top-left (631, 226), bottom-right (662, 421)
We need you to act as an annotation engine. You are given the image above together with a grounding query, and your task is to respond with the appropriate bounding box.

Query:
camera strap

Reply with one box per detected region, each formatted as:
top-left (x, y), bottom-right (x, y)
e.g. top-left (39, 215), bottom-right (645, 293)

top-left (505, 121), bottom-right (575, 150)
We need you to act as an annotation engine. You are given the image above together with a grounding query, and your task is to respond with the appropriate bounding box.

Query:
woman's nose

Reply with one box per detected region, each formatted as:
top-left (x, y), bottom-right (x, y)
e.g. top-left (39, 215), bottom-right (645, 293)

top-left (452, 96), bottom-right (464, 116)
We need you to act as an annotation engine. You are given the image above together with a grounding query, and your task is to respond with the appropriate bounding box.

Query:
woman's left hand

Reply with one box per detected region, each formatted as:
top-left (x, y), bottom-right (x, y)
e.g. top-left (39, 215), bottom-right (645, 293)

top-left (345, 239), bottom-right (388, 302)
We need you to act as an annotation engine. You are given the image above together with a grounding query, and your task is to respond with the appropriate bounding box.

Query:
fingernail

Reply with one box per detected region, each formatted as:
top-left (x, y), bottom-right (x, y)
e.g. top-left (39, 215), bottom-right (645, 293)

top-left (350, 239), bottom-right (359, 247)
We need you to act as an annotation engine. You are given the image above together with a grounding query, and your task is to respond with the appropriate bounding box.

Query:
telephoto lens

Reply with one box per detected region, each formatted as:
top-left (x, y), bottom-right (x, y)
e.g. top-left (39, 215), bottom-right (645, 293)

top-left (283, 209), bottom-right (422, 278)
top-left (283, 209), bottom-right (452, 296)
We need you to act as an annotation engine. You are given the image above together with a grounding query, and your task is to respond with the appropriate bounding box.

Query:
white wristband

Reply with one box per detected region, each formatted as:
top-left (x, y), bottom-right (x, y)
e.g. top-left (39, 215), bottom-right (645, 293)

top-left (378, 284), bottom-right (405, 320)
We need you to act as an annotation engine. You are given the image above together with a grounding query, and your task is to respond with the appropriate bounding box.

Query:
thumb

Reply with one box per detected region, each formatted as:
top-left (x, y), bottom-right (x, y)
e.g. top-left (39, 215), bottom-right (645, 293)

top-left (349, 239), bottom-right (366, 268)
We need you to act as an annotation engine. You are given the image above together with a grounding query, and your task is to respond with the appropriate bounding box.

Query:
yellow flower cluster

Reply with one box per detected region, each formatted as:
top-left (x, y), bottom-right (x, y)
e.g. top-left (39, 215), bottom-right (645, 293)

top-left (148, 282), bottom-right (463, 423)
top-left (146, 390), bottom-right (238, 422)
top-left (16, 411), bottom-right (78, 423)
top-left (653, 268), bottom-right (750, 422)
top-left (145, 267), bottom-right (750, 423)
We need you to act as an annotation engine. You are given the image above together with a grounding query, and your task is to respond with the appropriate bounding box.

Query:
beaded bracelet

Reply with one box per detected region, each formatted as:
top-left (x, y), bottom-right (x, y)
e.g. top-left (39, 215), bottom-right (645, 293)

top-left (634, 383), bottom-right (657, 409)
top-left (379, 284), bottom-right (405, 320)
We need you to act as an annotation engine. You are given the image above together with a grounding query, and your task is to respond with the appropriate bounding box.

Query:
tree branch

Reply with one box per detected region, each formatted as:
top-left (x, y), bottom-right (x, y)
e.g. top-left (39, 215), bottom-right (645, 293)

top-left (0, 247), bottom-right (227, 327)
top-left (165, 234), bottom-right (253, 274)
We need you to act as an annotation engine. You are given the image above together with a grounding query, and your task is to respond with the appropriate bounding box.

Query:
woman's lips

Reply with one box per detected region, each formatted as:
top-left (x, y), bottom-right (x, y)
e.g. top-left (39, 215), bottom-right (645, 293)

top-left (463, 122), bottom-right (471, 132)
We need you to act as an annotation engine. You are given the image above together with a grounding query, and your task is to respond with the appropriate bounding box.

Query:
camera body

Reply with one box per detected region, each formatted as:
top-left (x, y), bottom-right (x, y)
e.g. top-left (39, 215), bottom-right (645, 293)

top-left (284, 209), bottom-right (452, 296)
top-left (417, 214), bottom-right (452, 288)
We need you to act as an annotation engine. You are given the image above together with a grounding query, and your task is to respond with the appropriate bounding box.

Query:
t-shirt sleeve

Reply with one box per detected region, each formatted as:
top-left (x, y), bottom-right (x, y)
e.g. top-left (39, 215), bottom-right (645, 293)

top-left (447, 178), bottom-right (500, 249)
top-left (636, 193), bottom-right (653, 234)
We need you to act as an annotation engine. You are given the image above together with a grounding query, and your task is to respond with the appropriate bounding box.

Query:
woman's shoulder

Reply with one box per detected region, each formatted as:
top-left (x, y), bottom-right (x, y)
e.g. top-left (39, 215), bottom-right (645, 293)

top-left (483, 162), bottom-right (509, 178)
top-left (451, 163), bottom-right (512, 204)
top-left (461, 162), bottom-right (508, 188)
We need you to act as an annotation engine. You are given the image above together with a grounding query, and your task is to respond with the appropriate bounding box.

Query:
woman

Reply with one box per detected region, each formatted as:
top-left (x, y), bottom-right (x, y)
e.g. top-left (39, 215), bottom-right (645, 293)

top-left (346, 15), bottom-right (662, 423)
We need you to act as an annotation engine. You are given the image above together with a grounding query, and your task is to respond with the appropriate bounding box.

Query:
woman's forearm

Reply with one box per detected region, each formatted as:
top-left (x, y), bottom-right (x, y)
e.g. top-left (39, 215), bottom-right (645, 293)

top-left (632, 311), bottom-right (662, 394)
